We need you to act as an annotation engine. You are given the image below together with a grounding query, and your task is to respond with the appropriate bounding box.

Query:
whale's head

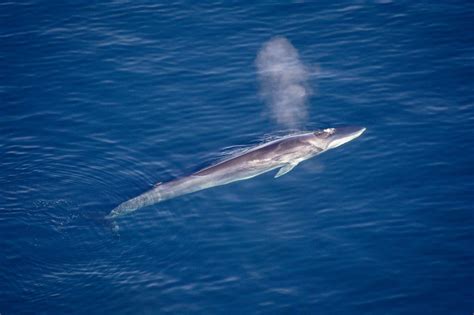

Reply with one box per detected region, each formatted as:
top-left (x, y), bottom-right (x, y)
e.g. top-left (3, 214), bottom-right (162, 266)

top-left (311, 126), bottom-right (366, 151)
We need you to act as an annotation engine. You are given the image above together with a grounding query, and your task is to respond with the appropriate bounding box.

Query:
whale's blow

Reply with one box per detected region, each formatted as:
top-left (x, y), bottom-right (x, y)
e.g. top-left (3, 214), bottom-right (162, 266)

top-left (256, 37), bottom-right (312, 129)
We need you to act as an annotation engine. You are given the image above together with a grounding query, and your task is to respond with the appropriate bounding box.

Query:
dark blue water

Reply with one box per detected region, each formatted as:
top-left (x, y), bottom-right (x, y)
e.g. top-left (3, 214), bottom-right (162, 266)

top-left (2, 1), bottom-right (473, 314)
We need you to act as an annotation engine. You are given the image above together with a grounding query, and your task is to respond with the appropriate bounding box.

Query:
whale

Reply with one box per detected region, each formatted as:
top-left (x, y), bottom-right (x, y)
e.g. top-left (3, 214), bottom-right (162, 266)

top-left (106, 126), bottom-right (366, 219)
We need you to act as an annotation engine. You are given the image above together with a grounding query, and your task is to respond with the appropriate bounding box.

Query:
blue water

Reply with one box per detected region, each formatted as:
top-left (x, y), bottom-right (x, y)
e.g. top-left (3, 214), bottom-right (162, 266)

top-left (2, 1), bottom-right (473, 314)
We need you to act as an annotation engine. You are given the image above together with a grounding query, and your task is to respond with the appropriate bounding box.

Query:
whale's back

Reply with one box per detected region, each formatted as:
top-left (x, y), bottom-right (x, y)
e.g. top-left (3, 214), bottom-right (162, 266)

top-left (194, 136), bottom-right (308, 176)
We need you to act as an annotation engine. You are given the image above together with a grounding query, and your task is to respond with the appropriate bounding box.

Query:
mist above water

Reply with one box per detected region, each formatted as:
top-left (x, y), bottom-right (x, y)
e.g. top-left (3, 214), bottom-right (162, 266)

top-left (256, 37), bottom-right (312, 130)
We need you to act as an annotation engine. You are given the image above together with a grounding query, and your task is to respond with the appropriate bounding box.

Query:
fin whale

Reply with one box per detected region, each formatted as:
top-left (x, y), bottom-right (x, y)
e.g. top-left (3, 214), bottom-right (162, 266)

top-left (106, 126), bottom-right (366, 219)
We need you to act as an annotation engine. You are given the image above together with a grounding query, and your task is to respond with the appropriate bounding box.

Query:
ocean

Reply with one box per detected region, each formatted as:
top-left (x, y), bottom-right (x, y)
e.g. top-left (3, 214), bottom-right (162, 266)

top-left (1, 1), bottom-right (473, 314)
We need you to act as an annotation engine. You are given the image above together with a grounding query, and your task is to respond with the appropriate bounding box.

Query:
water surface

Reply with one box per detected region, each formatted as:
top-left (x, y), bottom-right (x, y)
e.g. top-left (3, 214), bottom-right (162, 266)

top-left (1, 1), bottom-right (473, 314)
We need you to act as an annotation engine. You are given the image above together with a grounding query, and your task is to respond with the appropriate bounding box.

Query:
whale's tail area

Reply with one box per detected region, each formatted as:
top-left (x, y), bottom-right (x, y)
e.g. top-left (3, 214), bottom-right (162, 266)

top-left (104, 203), bottom-right (136, 220)
top-left (105, 187), bottom-right (162, 219)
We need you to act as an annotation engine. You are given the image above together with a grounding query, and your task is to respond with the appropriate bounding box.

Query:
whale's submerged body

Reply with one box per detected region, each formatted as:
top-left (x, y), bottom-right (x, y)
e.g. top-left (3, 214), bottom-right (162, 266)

top-left (106, 126), bottom-right (366, 219)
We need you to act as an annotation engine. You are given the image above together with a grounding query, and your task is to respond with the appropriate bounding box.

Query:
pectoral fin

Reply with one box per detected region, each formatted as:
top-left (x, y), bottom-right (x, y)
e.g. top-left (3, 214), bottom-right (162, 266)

top-left (275, 163), bottom-right (297, 178)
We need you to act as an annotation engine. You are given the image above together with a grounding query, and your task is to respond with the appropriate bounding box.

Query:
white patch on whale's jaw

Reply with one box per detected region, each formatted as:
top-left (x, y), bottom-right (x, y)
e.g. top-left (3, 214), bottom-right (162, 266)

top-left (327, 128), bottom-right (366, 150)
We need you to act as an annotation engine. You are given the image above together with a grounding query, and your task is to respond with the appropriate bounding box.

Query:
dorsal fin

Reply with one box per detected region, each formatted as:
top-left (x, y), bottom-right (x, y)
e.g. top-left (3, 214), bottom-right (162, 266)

top-left (154, 182), bottom-right (163, 187)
